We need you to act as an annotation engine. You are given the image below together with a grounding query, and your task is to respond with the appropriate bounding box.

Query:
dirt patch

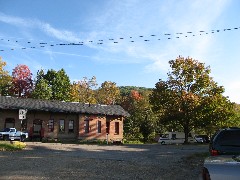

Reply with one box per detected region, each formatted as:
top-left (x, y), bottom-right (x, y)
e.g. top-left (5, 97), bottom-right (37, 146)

top-left (0, 142), bottom-right (208, 180)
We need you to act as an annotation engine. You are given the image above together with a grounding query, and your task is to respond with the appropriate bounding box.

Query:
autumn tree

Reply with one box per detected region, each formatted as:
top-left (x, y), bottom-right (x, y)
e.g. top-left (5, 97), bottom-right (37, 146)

top-left (150, 56), bottom-right (234, 143)
top-left (11, 64), bottom-right (33, 97)
top-left (96, 81), bottom-right (120, 105)
top-left (122, 89), bottom-right (157, 142)
top-left (70, 76), bottom-right (97, 103)
top-left (0, 57), bottom-right (12, 95)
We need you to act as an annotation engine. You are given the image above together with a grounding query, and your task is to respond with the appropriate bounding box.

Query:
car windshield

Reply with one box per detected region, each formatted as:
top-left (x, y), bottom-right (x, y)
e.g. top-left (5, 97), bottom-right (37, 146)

top-left (217, 130), bottom-right (240, 147)
top-left (161, 134), bottom-right (169, 138)
top-left (3, 128), bottom-right (10, 132)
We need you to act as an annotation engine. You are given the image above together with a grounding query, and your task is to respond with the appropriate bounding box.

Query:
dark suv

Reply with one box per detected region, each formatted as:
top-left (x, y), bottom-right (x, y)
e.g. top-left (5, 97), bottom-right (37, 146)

top-left (202, 128), bottom-right (240, 179)
top-left (209, 127), bottom-right (240, 156)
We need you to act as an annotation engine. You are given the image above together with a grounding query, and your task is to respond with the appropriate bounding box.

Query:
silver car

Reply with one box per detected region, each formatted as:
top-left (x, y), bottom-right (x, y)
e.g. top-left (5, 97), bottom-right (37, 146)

top-left (202, 128), bottom-right (240, 180)
top-left (203, 155), bottom-right (240, 180)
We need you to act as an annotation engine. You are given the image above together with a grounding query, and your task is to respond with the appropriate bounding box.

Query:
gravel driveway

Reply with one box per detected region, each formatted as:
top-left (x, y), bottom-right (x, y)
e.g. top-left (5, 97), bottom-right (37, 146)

top-left (0, 142), bottom-right (208, 180)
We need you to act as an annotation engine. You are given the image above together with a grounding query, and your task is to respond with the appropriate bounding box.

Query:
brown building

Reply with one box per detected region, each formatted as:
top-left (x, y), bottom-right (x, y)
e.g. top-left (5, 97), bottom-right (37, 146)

top-left (0, 96), bottom-right (129, 142)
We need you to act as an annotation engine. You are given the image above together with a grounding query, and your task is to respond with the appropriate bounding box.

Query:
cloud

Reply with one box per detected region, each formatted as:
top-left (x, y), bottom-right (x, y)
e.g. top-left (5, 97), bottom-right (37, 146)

top-left (0, 13), bottom-right (80, 42)
top-left (75, 0), bottom-right (230, 72)
top-left (0, 13), bottom-right (29, 26)
top-left (39, 23), bottom-right (81, 42)
top-left (0, 0), bottom-right (232, 69)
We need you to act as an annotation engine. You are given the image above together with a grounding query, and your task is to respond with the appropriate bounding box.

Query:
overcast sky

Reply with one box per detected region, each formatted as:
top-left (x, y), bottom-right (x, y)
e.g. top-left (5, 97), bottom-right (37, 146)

top-left (0, 0), bottom-right (240, 103)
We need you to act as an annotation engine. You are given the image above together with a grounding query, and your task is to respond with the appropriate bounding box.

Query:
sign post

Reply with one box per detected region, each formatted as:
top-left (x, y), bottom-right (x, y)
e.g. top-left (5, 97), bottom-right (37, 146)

top-left (19, 109), bottom-right (27, 131)
top-left (19, 109), bottom-right (27, 120)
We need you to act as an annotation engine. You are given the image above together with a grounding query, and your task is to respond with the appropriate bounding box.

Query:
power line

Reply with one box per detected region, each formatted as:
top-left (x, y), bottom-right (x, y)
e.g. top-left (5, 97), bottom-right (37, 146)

top-left (0, 26), bottom-right (239, 52)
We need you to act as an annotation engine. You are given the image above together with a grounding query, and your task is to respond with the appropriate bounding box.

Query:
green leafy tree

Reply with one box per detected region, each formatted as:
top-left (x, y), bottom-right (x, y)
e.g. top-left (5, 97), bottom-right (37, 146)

top-left (150, 56), bottom-right (234, 143)
top-left (218, 103), bottom-right (240, 128)
top-left (31, 69), bottom-right (52, 100)
top-left (32, 78), bottom-right (52, 100)
top-left (11, 64), bottom-right (33, 97)
top-left (0, 57), bottom-right (12, 95)
top-left (32, 68), bottom-right (71, 101)
top-left (51, 69), bottom-right (71, 101)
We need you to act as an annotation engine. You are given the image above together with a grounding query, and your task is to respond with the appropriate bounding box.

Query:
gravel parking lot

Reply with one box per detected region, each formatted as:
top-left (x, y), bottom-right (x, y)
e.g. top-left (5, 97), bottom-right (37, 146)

top-left (0, 142), bottom-right (208, 180)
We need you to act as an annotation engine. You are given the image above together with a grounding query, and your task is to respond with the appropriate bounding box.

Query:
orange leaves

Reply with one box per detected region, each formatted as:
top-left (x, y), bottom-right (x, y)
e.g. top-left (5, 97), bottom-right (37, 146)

top-left (11, 64), bottom-right (33, 97)
top-left (130, 90), bottom-right (142, 101)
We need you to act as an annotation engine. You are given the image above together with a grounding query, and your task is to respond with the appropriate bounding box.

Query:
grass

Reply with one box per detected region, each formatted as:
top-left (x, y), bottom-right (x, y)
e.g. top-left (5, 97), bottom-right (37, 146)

top-left (123, 139), bottom-right (144, 144)
top-left (0, 141), bottom-right (26, 151)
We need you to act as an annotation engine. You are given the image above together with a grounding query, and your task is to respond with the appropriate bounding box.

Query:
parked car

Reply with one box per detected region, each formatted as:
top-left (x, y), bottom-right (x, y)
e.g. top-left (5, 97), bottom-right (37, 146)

top-left (194, 135), bottom-right (204, 143)
top-left (202, 127), bottom-right (240, 180)
top-left (158, 131), bottom-right (197, 144)
top-left (0, 128), bottom-right (28, 141)
top-left (195, 135), bottom-right (210, 143)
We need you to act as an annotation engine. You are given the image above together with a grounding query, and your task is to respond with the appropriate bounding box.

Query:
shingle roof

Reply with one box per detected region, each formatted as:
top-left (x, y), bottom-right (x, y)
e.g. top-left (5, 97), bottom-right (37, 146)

top-left (0, 96), bottom-right (130, 117)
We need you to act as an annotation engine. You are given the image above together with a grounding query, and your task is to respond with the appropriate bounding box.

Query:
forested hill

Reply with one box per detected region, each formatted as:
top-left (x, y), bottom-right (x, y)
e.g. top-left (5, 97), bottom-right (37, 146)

top-left (118, 86), bottom-right (153, 96)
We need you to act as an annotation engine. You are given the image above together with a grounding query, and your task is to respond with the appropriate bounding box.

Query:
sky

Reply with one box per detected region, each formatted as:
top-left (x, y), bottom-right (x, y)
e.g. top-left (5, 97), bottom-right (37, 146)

top-left (0, 0), bottom-right (240, 103)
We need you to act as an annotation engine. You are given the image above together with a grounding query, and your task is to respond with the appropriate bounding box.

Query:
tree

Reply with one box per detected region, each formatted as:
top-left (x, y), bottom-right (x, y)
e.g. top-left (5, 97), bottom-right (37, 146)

top-left (215, 103), bottom-right (240, 129)
top-left (122, 89), bottom-right (157, 142)
top-left (32, 68), bottom-right (71, 101)
top-left (11, 64), bottom-right (33, 97)
top-left (0, 57), bottom-right (12, 95)
top-left (96, 81), bottom-right (120, 105)
top-left (43, 69), bottom-right (71, 101)
top-left (31, 78), bottom-right (52, 100)
top-left (70, 76), bottom-right (97, 103)
top-left (31, 69), bottom-right (52, 100)
top-left (150, 56), bottom-right (233, 143)
top-left (52, 69), bottom-right (71, 101)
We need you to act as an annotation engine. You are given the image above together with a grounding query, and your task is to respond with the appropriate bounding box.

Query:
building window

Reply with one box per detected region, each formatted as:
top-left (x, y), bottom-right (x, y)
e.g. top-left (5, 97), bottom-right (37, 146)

top-left (97, 121), bottom-right (101, 133)
top-left (48, 119), bottom-right (54, 132)
top-left (69, 120), bottom-right (74, 133)
top-left (33, 119), bottom-right (42, 133)
top-left (5, 118), bottom-right (15, 128)
top-left (59, 120), bottom-right (65, 132)
top-left (84, 120), bottom-right (89, 133)
top-left (106, 122), bottom-right (110, 134)
top-left (115, 122), bottom-right (119, 135)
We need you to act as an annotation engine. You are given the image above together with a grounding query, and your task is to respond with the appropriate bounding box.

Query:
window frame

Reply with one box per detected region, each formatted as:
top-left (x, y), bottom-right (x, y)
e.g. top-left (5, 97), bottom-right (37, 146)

top-left (68, 120), bottom-right (74, 133)
top-left (59, 119), bottom-right (65, 133)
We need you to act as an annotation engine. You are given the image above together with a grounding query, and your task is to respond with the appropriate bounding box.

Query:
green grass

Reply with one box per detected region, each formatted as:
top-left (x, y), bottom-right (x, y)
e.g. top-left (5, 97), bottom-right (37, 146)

top-left (123, 139), bottom-right (144, 144)
top-left (0, 141), bottom-right (26, 151)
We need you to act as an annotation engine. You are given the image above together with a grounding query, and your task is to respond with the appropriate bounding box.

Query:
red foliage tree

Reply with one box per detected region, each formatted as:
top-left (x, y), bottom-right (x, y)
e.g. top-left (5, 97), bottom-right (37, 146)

top-left (130, 90), bottom-right (142, 101)
top-left (11, 64), bottom-right (33, 97)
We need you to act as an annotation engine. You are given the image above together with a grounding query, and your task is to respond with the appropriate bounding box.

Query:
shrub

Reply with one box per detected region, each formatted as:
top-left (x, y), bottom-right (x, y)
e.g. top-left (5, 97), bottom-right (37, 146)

top-left (0, 141), bottom-right (26, 151)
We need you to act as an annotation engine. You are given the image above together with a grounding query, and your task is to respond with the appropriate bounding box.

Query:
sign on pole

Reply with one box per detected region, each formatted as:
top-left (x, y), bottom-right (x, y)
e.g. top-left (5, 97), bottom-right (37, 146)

top-left (19, 109), bottom-right (27, 119)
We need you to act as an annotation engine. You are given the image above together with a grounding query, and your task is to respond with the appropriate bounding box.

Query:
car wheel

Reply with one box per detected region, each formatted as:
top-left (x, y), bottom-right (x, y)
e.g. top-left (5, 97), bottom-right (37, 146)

top-left (3, 135), bottom-right (9, 141)
top-left (161, 141), bottom-right (165, 145)
top-left (202, 167), bottom-right (211, 180)
top-left (20, 135), bottom-right (26, 142)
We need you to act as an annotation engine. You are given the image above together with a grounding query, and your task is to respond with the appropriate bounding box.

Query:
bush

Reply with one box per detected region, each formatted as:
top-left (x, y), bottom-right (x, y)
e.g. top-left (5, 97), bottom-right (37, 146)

top-left (123, 139), bottom-right (144, 144)
top-left (0, 141), bottom-right (26, 151)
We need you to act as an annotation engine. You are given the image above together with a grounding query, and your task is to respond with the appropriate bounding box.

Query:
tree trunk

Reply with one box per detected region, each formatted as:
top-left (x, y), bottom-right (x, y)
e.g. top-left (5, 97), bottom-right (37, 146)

top-left (184, 126), bottom-right (189, 144)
